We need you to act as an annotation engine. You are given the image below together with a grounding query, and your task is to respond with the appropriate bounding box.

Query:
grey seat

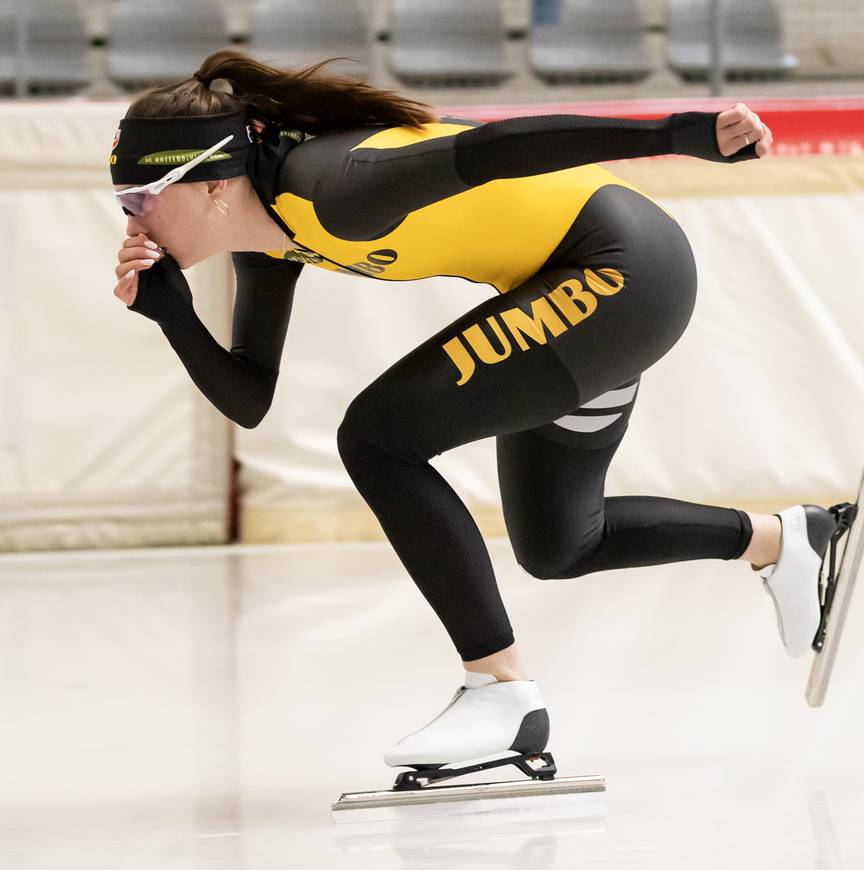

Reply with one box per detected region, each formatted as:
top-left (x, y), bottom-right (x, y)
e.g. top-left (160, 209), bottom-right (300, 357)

top-left (250, 0), bottom-right (371, 80)
top-left (0, 0), bottom-right (89, 94)
top-left (387, 0), bottom-right (515, 86)
top-left (0, 2), bottom-right (17, 86)
top-left (530, 0), bottom-right (652, 83)
top-left (108, 0), bottom-right (230, 87)
top-left (666, 0), bottom-right (799, 80)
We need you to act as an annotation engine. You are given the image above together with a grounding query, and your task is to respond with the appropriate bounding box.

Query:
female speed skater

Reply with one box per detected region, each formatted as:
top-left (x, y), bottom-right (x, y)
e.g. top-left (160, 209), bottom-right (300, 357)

top-left (110, 48), bottom-right (840, 781)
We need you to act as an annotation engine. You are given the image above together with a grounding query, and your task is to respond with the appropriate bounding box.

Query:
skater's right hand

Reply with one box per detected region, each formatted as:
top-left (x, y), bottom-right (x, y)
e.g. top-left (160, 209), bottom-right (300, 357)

top-left (113, 233), bottom-right (165, 307)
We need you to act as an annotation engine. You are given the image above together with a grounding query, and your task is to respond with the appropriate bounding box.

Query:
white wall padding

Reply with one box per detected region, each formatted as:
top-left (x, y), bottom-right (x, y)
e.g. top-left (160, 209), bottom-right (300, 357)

top-left (0, 101), bottom-right (234, 552)
top-left (1, 102), bottom-right (862, 549)
top-left (236, 157), bottom-right (864, 542)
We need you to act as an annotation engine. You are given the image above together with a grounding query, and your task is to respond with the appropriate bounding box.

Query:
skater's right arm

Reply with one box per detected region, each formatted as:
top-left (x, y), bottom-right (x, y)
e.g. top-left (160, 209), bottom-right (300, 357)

top-left (113, 237), bottom-right (302, 429)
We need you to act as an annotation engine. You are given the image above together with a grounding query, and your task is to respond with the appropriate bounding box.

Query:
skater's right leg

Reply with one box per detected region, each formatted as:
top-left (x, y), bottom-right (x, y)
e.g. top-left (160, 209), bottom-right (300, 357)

top-left (497, 385), bottom-right (755, 582)
top-left (741, 511), bottom-right (782, 570)
top-left (498, 403), bottom-right (835, 659)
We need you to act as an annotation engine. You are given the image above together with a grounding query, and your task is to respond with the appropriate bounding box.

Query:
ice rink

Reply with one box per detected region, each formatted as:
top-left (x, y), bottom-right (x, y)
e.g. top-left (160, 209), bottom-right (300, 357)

top-left (1, 538), bottom-right (861, 869)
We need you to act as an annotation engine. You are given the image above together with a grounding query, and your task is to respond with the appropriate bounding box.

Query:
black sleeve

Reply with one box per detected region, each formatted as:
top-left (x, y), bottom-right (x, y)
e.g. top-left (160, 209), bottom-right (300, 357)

top-left (452, 111), bottom-right (759, 186)
top-left (314, 110), bottom-right (758, 234)
top-left (127, 251), bottom-right (302, 429)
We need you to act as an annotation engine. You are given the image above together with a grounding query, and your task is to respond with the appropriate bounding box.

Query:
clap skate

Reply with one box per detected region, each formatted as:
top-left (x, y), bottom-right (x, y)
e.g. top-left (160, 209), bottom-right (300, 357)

top-left (806, 467), bottom-right (862, 707)
top-left (756, 504), bottom-right (839, 659)
top-left (331, 671), bottom-right (605, 823)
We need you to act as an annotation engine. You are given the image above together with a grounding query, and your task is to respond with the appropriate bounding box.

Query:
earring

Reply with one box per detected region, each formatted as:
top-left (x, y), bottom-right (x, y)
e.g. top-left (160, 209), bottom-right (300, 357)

top-left (214, 198), bottom-right (229, 216)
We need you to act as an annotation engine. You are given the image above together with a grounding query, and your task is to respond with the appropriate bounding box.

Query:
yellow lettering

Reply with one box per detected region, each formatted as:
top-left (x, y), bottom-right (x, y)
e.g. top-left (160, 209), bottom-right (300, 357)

top-left (441, 266), bottom-right (623, 386)
top-left (463, 317), bottom-right (512, 364)
top-left (500, 297), bottom-right (567, 352)
top-left (442, 336), bottom-right (476, 386)
top-left (584, 267), bottom-right (624, 296)
top-left (547, 279), bottom-right (597, 326)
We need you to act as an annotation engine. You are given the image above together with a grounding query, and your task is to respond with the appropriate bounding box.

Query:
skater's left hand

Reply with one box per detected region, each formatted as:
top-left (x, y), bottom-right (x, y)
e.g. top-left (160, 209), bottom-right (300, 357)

top-left (716, 103), bottom-right (773, 158)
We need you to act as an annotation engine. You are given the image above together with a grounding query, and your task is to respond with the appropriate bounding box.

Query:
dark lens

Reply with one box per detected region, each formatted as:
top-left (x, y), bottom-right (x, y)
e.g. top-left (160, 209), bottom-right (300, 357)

top-left (118, 192), bottom-right (146, 216)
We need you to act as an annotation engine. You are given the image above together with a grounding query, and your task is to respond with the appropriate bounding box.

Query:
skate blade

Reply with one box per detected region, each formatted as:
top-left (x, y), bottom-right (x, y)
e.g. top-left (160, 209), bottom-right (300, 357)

top-left (806, 469), bottom-right (863, 707)
top-left (331, 774), bottom-right (606, 824)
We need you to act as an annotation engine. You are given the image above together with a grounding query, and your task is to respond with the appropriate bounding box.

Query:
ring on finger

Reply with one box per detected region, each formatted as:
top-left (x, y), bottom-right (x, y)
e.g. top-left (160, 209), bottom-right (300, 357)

top-left (742, 133), bottom-right (749, 145)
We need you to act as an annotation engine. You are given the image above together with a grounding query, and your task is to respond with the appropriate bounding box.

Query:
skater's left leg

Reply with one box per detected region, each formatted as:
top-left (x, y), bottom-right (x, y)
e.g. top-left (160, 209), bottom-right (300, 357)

top-left (461, 640), bottom-right (530, 682)
top-left (337, 191), bottom-right (700, 668)
top-left (336, 278), bottom-right (589, 668)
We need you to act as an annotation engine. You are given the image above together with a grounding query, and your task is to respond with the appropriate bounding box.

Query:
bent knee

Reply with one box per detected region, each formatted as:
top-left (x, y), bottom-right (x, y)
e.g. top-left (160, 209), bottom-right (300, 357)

top-left (335, 417), bottom-right (366, 470)
top-left (337, 387), bottom-right (430, 466)
top-left (514, 541), bottom-right (601, 581)
top-left (516, 554), bottom-right (592, 581)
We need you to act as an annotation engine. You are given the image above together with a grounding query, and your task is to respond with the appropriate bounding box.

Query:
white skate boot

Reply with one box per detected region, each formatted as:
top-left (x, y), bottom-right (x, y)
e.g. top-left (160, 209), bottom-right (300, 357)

top-left (383, 671), bottom-right (553, 787)
top-left (332, 671), bottom-right (607, 822)
top-left (756, 504), bottom-right (838, 658)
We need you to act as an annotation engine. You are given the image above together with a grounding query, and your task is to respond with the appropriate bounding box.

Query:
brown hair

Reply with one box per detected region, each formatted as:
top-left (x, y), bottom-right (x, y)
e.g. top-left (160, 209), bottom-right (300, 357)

top-left (125, 47), bottom-right (440, 133)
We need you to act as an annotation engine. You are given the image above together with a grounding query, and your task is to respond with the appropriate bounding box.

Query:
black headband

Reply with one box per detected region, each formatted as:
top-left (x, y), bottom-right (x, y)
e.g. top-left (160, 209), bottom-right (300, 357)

top-left (109, 108), bottom-right (257, 186)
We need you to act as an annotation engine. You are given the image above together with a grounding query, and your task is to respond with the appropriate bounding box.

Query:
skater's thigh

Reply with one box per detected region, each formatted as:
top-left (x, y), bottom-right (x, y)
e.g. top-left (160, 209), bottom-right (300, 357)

top-left (338, 279), bottom-right (589, 462)
top-left (338, 226), bottom-right (684, 464)
top-left (497, 376), bottom-right (641, 578)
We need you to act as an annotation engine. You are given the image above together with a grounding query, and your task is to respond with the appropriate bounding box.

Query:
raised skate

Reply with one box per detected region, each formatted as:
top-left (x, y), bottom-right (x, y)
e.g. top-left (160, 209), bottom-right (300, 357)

top-left (806, 468), bottom-right (862, 707)
top-left (756, 504), bottom-right (838, 658)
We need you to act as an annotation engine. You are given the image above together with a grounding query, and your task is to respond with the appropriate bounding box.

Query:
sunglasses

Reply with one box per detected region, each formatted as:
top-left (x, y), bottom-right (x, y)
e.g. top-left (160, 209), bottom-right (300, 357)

top-left (114, 134), bottom-right (234, 216)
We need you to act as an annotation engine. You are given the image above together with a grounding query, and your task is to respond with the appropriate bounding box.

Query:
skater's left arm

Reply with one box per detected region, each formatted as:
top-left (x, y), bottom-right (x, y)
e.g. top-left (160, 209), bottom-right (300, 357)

top-left (311, 104), bottom-right (771, 234)
top-left (452, 102), bottom-right (773, 186)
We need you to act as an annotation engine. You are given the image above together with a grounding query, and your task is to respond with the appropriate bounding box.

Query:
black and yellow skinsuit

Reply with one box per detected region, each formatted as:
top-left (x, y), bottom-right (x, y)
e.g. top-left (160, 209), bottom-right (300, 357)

top-left (131, 111), bottom-right (758, 662)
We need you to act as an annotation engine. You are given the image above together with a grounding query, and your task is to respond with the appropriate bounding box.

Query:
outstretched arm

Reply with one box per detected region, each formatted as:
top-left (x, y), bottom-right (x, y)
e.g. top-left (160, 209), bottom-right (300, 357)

top-left (313, 103), bottom-right (771, 237)
top-left (453, 102), bottom-right (772, 186)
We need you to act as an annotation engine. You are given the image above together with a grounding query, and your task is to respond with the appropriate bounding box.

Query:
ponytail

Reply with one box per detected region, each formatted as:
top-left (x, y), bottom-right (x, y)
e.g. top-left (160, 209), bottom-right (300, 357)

top-left (125, 47), bottom-right (440, 133)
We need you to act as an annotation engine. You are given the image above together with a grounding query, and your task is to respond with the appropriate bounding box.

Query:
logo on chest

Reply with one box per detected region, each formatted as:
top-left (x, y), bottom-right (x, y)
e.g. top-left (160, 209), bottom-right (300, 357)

top-left (281, 249), bottom-right (323, 264)
top-left (334, 248), bottom-right (399, 278)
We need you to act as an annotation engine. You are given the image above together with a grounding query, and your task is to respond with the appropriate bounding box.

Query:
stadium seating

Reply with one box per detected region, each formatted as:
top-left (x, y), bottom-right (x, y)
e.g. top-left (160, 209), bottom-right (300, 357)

top-left (666, 0), bottom-right (799, 80)
top-left (529, 0), bottom-right (652, 83)
top-left (249, 0), bottom-right (371, 80)
top-left (0, 0), bottom-right (88, 94)
top-left (387, 0), bottom-right (515, 86)
top-left (107, 0), bottom-right (230, 87)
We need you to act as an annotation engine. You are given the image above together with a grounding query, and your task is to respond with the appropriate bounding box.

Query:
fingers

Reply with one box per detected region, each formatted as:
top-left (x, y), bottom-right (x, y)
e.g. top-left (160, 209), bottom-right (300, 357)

top-left (114, 233), bottom-right (164, 306)
top-left (116, 233), bottom-right (164, 269)
top-left (112, 257), bottom-right (153, 306)
top-left (113, 267), bottom-right (140, 306)
top-left (716, 102), bottom-right (772, 157)
top-left (717, 102), bottom-right (750, 129)
top-left (755, 129), bottom-right (773, 157)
